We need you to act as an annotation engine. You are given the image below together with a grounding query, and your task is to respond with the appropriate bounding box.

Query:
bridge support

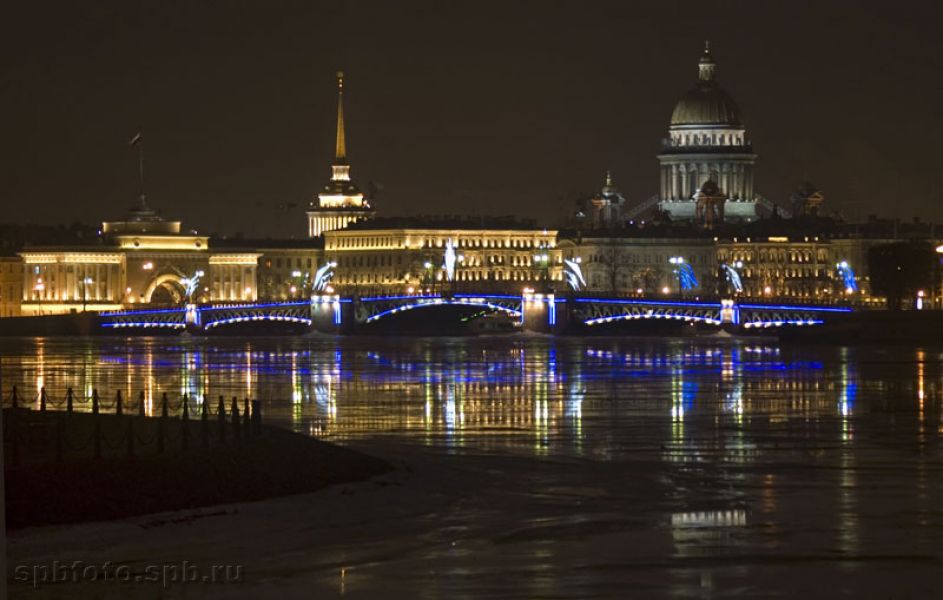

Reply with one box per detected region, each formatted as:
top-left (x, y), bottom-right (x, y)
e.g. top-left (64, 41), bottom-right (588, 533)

top-left (184, 303), bottom-right (202, 332)
top-left (521, 292), bottom-right (567, 334)
top-left (310, 295), bottom-right (348, 334)
top-left (720, 299), bottom-right (740, 325)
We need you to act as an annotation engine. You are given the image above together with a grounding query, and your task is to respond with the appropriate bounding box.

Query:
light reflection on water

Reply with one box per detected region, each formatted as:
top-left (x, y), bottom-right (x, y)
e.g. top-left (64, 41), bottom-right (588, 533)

top-left (1, 337), bottom-right (938, 452)
top-left (4, 335), bottom-right (943, 594)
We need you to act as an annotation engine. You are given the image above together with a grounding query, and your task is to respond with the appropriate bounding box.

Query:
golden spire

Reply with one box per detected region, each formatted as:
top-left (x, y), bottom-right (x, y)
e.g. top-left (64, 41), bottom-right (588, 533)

top-left (334, 70), bottom-right (346, 163)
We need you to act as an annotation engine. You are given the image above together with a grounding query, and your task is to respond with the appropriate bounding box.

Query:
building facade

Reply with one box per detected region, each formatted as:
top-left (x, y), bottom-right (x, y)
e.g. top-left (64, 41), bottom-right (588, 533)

top-left (0, 256), bottom-right (23, 317)
top-left (18, 203), bottom-right (259, 316)
top-left (559, 236), bottom-right (717, 295)
top-left (716, 236), bottom-right (888, 302)
top-left (323, 221), bottom-right (562, 293)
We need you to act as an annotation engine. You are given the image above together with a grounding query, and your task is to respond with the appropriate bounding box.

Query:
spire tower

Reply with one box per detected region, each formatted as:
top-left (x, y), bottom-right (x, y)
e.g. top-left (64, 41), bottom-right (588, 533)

top-left (334, 71), bottom-right (347, 163)
top-left (307, 70), bottom-right (375, 238)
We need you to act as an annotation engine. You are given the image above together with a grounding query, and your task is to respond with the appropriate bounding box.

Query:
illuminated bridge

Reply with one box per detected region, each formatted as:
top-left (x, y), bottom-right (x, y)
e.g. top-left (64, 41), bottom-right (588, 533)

top-left (97, 293), bottom-right (853, 334)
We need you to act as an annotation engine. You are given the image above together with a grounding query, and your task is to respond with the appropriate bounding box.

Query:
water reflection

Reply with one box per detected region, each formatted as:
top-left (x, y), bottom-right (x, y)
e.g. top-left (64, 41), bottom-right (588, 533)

top-left (0, 338), bottom-right (940, 459)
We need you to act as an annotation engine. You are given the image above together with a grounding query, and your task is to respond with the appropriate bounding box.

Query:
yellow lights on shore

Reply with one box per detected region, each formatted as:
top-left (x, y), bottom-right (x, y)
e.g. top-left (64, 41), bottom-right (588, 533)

top-left (142, 262), bottom-right (154, 271)
top-left (763, 286), bottom-right (772, 295)
top-left (662, 286), bottom-right (670, 295)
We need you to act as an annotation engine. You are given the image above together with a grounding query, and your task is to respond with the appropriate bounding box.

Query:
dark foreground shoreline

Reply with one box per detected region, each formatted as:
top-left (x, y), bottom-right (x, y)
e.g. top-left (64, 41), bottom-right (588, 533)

top-left (3, 410), bottom-right (391, 530)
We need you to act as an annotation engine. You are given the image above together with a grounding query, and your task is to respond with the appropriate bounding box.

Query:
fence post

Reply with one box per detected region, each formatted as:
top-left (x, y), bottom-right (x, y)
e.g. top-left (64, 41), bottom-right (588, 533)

top-left (40, 387), bottom-right (47, 412)
top-left (115, 390), bottom-right (123, 416)
top-left (251, 400), bottom-right (262, 437)
top-left (138, 391), bottom-right (146, 417)
top-left (243, 398), bottom-right (250, 438)
top-left (201, 395), bottom-right (209, 449)
top-left (92, 389), bottom-right (100, 415)
top-left (157, 393), bottom-right (168, 454)
top-left (230, 397), bottom-right (241, 443)
top-left (217, 396), bottom-right (226, 444)
top-left (67, 387), bottom-right (74, 413)
top-left (181, 394), bottom-right (190, 451)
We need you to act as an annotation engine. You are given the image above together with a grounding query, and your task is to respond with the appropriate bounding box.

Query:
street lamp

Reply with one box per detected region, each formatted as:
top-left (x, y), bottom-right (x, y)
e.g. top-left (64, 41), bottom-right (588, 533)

top-left (423, 261), bottom-right (434, 293)
top-left (669, 256), bottom-right (684, 297)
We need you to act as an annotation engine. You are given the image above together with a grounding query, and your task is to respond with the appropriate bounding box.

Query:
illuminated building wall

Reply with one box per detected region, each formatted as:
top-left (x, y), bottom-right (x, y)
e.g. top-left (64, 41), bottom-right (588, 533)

top-left (559, 237), bottom-right (716, 294)
top-left (716, 236), bottom-right (889, 301)
top-left (257, 248), bottom-right (323, 300)
top-left (16, 207), bottom-right (260, 315)
top-left (0, 256), bottom-right (24, 317)
top-left (324, 227), bottom-right (562, 292)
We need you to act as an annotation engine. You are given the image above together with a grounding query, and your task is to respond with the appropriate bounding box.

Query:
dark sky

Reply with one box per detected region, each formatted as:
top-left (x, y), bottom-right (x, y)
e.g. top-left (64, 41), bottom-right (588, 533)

top-left (3, 0), bottom-right (942, 237)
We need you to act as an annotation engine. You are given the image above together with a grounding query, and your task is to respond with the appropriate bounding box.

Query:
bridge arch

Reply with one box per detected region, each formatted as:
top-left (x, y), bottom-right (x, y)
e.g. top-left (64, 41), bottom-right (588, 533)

top-left (143, 273), bottom-right (187, 304)
top-left (362, 299), bottom-right (522, 324)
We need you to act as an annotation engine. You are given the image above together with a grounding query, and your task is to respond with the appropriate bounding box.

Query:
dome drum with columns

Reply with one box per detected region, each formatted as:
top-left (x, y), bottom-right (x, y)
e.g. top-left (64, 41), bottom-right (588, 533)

top-left (657, 42), bottom-right (759, 222)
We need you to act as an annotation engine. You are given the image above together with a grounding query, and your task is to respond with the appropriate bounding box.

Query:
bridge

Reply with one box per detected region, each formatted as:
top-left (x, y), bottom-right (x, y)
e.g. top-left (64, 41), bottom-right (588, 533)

top-left (98, 293), bottom-right (852, 334)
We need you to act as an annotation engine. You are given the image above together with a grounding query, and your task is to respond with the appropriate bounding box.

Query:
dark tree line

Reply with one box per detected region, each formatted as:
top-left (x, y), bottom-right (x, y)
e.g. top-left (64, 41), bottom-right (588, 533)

top-left (867, 241), bottom-right (938, 310)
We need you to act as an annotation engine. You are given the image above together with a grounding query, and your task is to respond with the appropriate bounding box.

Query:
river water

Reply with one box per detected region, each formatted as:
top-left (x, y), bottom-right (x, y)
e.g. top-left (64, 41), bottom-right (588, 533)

top-left (5, 335), bottom-right (943, 598)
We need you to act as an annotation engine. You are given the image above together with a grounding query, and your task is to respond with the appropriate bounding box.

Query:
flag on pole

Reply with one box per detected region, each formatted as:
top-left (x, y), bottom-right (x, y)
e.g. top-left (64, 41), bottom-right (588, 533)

top-left (128, 132), bottom-right (142, 147)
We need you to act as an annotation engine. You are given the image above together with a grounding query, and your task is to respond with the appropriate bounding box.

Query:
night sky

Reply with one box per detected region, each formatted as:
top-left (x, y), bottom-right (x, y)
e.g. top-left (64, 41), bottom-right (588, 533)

top-left (3, 0), bottom-right (942, 238)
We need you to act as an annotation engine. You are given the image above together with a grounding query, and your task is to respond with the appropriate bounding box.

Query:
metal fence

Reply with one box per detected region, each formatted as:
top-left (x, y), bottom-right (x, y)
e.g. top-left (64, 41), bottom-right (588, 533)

top-left (2, 386), bottom-right (263, 466)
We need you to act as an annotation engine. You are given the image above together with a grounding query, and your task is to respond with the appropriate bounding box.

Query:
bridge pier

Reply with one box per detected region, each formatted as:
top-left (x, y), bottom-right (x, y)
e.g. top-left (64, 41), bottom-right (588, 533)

top-left (521, 292), bottom-right (567, 334)
top-left (310, 295), bottom-right (349, 334)
top-left (184, 303), bottom-right (202, 333)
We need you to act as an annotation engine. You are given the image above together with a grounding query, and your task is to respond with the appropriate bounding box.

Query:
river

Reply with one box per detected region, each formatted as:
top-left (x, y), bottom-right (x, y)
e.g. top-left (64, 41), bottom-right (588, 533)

top-left (4, 335), bottom-right (942, 598)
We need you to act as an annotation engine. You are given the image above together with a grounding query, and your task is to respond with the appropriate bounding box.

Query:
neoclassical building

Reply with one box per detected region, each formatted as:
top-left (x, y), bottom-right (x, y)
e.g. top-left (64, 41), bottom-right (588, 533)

top-left (306, 72), bottom-right (375, 238)
top-left (323, 218), bottom-right (562, 292)
top-left (656, 42), bottom-right (759, 222)
top-left (19, 201), bottom-right (259, 315)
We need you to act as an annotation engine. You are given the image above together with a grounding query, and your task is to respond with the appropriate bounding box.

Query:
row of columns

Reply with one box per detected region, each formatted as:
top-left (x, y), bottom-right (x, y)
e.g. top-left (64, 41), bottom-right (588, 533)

top-left (310, 214), bottom-right (362, 237)
top-left (23, 263), bottom-right (119, 303)
top-left (661, 162), bottom-right (754, 201)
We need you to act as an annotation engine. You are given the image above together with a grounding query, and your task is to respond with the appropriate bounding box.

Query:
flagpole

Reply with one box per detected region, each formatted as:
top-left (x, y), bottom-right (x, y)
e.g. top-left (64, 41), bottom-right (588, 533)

top-left (137, 134), bottom-right (145, 202)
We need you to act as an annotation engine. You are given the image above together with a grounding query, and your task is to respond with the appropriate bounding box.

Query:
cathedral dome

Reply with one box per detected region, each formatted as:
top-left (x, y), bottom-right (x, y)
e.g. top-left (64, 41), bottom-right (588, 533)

top-left (670, 84), bottom-right (742, 128)
top-left (669, 43), bottom-right (742, 129)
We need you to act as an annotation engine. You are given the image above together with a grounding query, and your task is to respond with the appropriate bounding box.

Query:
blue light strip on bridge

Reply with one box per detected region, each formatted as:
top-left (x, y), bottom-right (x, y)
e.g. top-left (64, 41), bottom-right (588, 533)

top-left (204, 315), bottom-right (313, 329)
top-left (742, 319), bottom-right (824, 328)
top-left (737, 304), bottom-right (852, 313)
top-left (584, 314), bottom-right (722, 326)
top-left (101, 322), bottom-right (186, 329)
top-left (359, 295), bottom-right (440, 302)
top-left (365, 300), bottom-right (522, 323)
top-left (100, 307), bottom-right (186, 316)
top-left (453, 294), bottom-right (522, 301)
top-left (200, 300), bottom-right (310, 311)
top-left (575, 298), bottom-right (722, 309)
